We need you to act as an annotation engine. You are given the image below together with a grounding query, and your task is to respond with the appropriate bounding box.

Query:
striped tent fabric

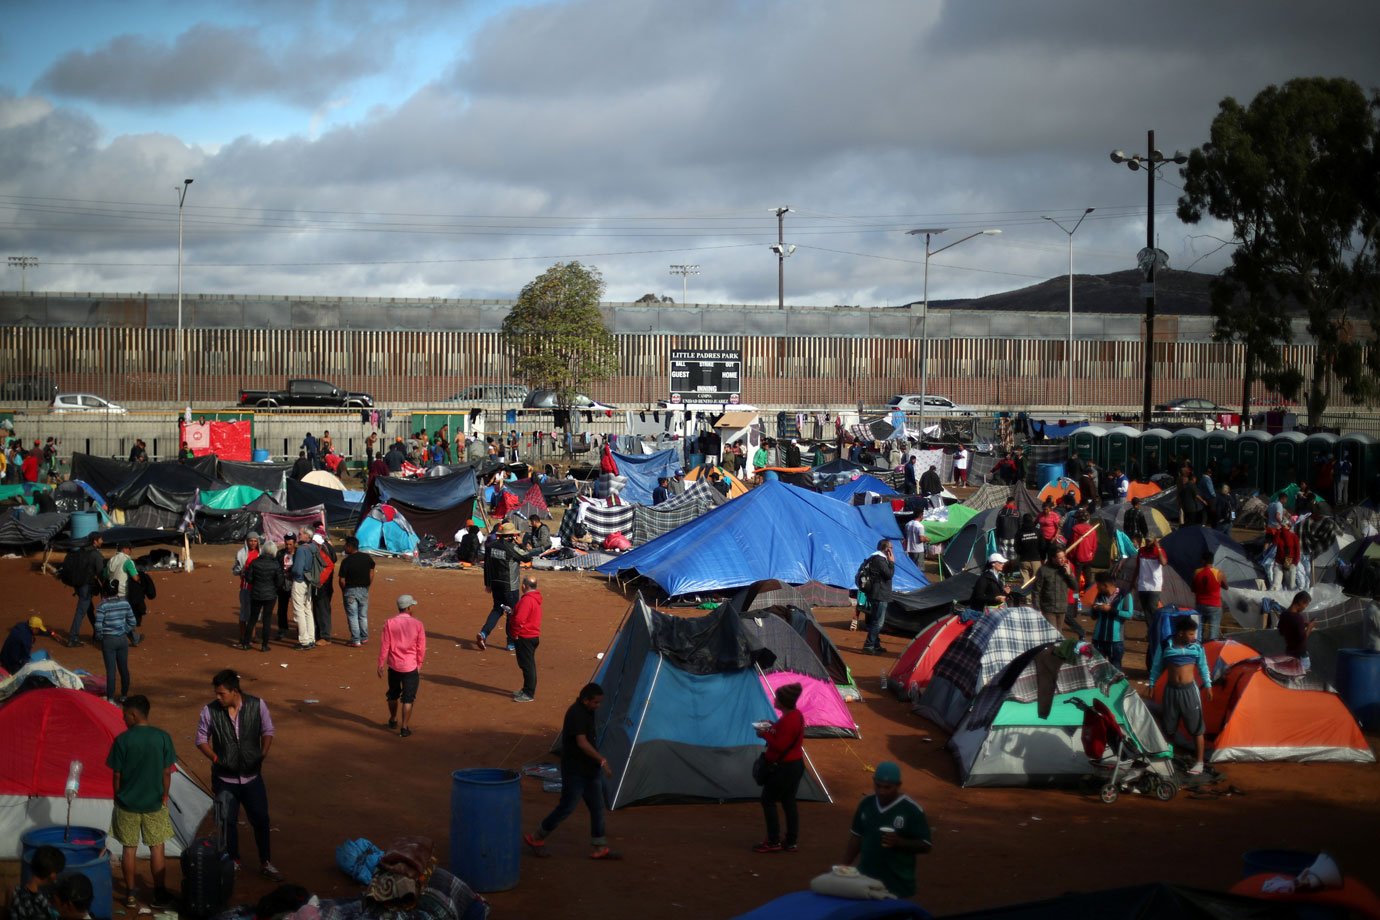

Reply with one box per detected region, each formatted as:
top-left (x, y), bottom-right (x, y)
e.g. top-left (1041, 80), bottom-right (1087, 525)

top-left (533, 548), bottom-right (621, 571)
top-left (630, 479), bottom-right (724, 545)
top-left (558, 497), bottom-right (635, 544)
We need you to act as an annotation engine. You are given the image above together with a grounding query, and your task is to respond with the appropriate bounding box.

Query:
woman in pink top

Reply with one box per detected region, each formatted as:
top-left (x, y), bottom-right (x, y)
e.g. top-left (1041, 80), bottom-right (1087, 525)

top-left (754, 683), bottom-right (805, 854)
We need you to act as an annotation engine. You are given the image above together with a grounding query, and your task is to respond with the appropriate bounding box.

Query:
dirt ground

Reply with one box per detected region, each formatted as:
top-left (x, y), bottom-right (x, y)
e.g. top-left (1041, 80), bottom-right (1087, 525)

top-left (7, 542), bottom-right (1380, 918)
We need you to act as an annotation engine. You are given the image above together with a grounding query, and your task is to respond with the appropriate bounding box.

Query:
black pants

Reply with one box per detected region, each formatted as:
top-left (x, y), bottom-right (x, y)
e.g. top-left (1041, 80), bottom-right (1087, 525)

top-left (760, 759), bottom-right (805, 847)
top-left (212, 773), bottom-right (272, 863)
top-left (251, 598), bottom-right (275, 647)
top-left (313, 582), bottom-right (333, 641)
top-left (515, 637), bottom-right (539, 696)
top-left (276, 590), bottom-right (291, 633)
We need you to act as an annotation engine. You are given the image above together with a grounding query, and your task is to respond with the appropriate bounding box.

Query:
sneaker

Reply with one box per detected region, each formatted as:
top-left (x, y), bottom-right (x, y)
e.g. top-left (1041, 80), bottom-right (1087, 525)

top-left (150, 888), bottom-right (175, 909)
top-left (506, 644), bottom-right (516, 652)
top-left (400, 727), bottom-right (413, 738)
top-left (522, 832), bottom-right (546, 850)
top-left (260, 862), bottom-right (285, 882)
top-left (260, 645), bottom-right (270, 652)
top-left (124, 894), bottom-right (139, 909)
top-left (513, 692), bottom-right (534, 703)
top-left (65, 638), bottom-right (84, 648)
top-left (387, 719), bottom-right (398, 729)
top-left (475, 632), bottom-right (487, 651)
top-left (294, 642), bottom-right (315, 651)
top-left (752, 841), bottom-right (783, 853)
top-left (347, 640), bottom-right (362, 648)
top-left (589, 846), bottom-right (622, 860)
top-left (1187, 762), bottom-right (1205, 776)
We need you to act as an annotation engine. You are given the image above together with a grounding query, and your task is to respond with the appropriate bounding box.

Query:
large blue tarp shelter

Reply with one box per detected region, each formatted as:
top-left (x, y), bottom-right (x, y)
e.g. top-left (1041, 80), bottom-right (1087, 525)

top-left (610, 449), bottom-right (681, 505)
top-left (827, 474), bottom-right (898, 502)
top-left (596, 480), bottom-right (928, 596)
top-left (366, 466), bottom-right (478, 512)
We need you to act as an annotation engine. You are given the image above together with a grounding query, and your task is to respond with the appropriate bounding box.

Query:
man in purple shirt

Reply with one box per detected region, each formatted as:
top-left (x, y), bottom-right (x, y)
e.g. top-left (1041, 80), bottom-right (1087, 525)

top-left (194, 669), bottom-right (284, 882)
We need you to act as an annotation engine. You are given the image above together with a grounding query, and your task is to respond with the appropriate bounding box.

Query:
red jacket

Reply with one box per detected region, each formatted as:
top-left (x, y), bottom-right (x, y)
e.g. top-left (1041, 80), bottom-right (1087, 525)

top-left (1069, 523), bottom-right (1097, 564)
top-left (1273, 527), bottom-right (1301, 566)
top-left (763, 708), bottom-right (804, 763)
top-left (1037, 510), bottom-right (1060, 541)
top-left (510, 589), bottom-right (542, 639)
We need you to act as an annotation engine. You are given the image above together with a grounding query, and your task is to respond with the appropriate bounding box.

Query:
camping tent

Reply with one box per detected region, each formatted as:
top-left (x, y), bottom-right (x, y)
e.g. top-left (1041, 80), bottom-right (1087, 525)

top-left (589, 595), bottom-right (831, 808)
top-left (888, 614), bottom-right (972, 701)
top-left (596, 480), bottom-right (927, 597)
top-left (1160, 526), bottom-right (1260, 587)
top-left (1152, 641), bottom-right (1373, 763)
top-left (887, 572), bottom-right (980, 637)
top-left (301, 469), bottom-right (347, 491)
top-left (684, 465), bottom-right (751, 499)
top-left (948, 644), bottom-right (1173, 787)
top-left (1036, 477), bottom-right (1080, 507)
top-left (361, 466), bottom-right (481, 542)
top-left (630, 478), bottom-right (725, 545)
top-left (609, 449), bottom-right (682, 505)
top-left (0, 511), bottom-right (70, 548)
top-left (939, 508), bottom-right (1000, 577)
top-left (914, 606), bottom-right (1062, 732)
top-left (1094, 500), bottom-right (1172, 546)
top-left (741, 609), bottom-right (858, 736)
top-left (217, 459), bottom-right (291, 493)
top-left (915, 505), bottom-right (981, 547)
top-left (828, 475), bottom-right (899, 502)
top-left (356, 503), bottom-right (421, 555)
top-left (748, 604), bottom-right (859, 702)
top-left (0, 688), bottom-right (211, 858)
top-left (560, 496), bottom-right (636, 546)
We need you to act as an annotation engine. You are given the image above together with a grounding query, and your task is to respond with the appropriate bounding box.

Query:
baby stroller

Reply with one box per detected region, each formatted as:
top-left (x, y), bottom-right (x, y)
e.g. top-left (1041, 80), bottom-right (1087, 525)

top-left (1068, 697), bottom-right (1177, 804)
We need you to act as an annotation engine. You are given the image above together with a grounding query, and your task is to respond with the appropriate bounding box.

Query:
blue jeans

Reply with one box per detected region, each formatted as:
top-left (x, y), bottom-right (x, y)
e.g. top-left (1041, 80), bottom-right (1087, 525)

top-left (538, 767), bottom-right (606, 845)
top-left (69, 584), bottom-right (94, 639)
top-left (1197, 605), bottom-right (1222, 641)
top-left (481, 587), bottom-right (519, 644)
top-left (1093, 639), bottom-right (1124, 672)
top-left (100, 633), bottom-right (130, 700)
top-left (864, 600), bottom-right (889, 651)
top-left (343, 587), bottom-right (370, 642)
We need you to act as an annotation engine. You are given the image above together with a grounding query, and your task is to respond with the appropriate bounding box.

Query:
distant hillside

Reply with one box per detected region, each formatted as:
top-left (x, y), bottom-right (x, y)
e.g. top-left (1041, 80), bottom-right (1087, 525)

top-left (921, 269), bottom-right (1216, 315)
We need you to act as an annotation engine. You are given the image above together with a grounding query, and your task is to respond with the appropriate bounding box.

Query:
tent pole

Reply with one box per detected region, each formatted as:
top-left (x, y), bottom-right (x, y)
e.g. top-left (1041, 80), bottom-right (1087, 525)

top-left (612, 653), bottom-right (661, 811)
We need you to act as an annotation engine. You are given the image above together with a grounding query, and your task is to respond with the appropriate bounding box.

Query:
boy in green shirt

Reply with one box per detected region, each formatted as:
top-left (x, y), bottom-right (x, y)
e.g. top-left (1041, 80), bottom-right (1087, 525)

top-left (844, 761), bottom-right (932, 898)
top-left (105, 695), bottom-right (177, 909)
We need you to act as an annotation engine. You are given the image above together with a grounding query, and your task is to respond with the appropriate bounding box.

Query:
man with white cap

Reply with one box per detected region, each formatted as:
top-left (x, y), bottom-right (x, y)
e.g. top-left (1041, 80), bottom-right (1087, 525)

top-left (378, 595), bottom-right (426, 737)
top-left (968, 553), bottom-right (1010, 611)
top-left (844, 761), bottom-right (931, 899)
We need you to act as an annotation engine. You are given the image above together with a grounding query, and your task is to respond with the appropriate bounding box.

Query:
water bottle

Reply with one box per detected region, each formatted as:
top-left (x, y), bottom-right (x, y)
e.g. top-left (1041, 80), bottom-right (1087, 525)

top-left (65, 760), bottom-right (83, 801)
top-left (880, 669), bottom-right (889, 691)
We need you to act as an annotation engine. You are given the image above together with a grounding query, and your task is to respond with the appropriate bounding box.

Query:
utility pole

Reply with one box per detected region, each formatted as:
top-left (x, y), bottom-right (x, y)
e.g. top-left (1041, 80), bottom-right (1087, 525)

top-left (8, 256), bottom-right (38, 293)
top-left (176, 178), bottom-right (194, 407)
top-left (771, 207), bottom-right (793, 310)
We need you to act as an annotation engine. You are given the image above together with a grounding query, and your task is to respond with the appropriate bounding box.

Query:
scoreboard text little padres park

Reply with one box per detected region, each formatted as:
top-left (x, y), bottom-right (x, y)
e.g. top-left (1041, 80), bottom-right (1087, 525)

top-left (669, 350), bottom-right (742, 402)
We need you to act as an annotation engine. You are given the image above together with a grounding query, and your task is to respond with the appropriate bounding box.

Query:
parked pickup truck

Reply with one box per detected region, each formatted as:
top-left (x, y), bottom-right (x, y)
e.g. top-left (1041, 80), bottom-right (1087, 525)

top-left (238, 379), bottom-right (373, 409)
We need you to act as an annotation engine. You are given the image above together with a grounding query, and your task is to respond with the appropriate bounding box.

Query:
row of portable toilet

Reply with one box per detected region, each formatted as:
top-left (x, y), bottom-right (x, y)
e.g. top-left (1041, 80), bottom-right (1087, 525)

top-left (1068, 426), bottom-right (1379, 499)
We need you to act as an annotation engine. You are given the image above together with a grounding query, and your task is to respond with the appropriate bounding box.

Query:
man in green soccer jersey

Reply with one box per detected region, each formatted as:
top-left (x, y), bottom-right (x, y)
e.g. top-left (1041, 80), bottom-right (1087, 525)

top-left (843, 761), bottom-right (932, 898)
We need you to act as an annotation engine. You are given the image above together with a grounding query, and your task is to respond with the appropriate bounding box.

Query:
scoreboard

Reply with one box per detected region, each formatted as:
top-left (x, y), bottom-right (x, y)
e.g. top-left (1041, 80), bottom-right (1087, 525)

top-left (669, 349), bottom-right (742, 403)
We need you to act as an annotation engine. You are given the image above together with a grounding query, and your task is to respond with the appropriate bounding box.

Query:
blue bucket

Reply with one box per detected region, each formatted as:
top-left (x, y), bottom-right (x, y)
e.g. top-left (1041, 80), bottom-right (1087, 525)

top-left (22, 826), bottom-right (112, 920)
top-left (1336, 648), bottom-right (1380, 728)
top-left (251, 448), bottom-right (271, 463)
top-left (70, 512), bottom-right (99, 541)
top-left (449, 768), bottom-right (520, 892)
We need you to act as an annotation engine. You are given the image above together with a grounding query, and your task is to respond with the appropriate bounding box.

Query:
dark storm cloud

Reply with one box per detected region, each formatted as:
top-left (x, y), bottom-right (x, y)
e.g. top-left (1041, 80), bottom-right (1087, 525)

top-left (36, 23), bottom-right (391, 108)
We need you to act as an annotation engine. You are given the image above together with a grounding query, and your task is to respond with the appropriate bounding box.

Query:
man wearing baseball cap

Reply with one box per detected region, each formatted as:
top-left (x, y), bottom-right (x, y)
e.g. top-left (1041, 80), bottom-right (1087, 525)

top-left (1, 615), bottom-right (56, 674)
top-left (378, 595), bottom-right (426, 738)
top-left (844, 761), bottom-right (932, 899)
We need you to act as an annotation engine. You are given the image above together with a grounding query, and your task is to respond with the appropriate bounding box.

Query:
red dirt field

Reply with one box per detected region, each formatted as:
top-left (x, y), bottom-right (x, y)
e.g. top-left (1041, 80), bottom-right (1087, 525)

top-left (7, 545), bottom-right (1380, 918)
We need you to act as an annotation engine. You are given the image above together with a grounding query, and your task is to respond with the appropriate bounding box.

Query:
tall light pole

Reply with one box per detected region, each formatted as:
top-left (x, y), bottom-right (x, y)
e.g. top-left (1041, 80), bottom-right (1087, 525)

top-left (668, 264), bottom-right (700, 303)
top-left (176, 178), bottom-right (193, 407)
top-left (905, 227), bottom-right (1002, 439)
top-left (1111, 133), bottom-right (1185, 429)
top-left (8, 256), bottom-right (38, 293)
top-left (1042, 207), bottom-right (1094, 415)
top-left (770, 206), bottom-right (794, 310)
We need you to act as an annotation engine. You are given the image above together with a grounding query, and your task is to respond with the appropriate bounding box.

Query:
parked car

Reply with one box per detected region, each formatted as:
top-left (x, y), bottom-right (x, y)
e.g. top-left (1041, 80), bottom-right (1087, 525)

top-left (885, 394), bottom-right (975, 415)
top-left (522, 389), bottom-right (617, 411)
top-left (445, 384), bottom-right (531, 403)
top-left (51, 393), bottom-right (127, 414)
top-left (2, 375), bottom-right (57, 401)
top-left (237, 379), bottom-right (373, 409)
top-left (1155, 397), bottom-right (1229, 415)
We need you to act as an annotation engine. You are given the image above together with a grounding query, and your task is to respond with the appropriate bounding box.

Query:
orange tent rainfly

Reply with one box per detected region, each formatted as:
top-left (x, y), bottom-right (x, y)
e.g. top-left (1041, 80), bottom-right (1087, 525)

top-left (888, 614), bottom-right (972, 701)
top-left (1037, 476), bottom-right (1081, 507)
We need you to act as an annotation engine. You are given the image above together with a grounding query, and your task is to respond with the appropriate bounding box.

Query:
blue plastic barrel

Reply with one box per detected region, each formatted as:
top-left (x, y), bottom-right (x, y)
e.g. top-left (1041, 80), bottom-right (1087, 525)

top-left (70, 512), bottom-right (99, 541)
top-left (22, 826), bottom-right (112, 920)
top-left (252, 448), bottom-right (271, 463)
top-left (1241, 849), bottom-right (1316, 879)
top-left (1037, 463), bottom-right (1063, 489)
top-left (689, 452), bottom-right (704, 469)
top-left (1336, 648), bottom-right (1380, 728)
top-left (449, 768), bottom-right (520, 892)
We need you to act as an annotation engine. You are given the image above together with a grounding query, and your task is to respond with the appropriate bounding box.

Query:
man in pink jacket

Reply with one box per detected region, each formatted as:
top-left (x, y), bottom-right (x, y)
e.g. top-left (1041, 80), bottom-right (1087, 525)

top-left (378, 595), bottom-right (426, 738)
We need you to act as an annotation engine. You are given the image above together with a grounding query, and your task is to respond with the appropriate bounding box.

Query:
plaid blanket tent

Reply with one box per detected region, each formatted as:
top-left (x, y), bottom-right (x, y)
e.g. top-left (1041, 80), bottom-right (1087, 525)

top-left (914, 605), bottom-right (1061, 732)
top-left (558, 496), bottom-right (635, 545)
top-left (630, 478), bottom-right (724, 545)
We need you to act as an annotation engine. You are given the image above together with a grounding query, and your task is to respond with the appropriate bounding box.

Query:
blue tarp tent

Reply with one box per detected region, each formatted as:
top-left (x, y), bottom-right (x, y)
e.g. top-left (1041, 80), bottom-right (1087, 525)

top-left (368, 466), bottom-right (478, 511)
top-left (596, 480), bottom-right (928, 596)
top-left (610, 449), bottom-right (681, 505)
top-left (734, 891), bottom-right (931, 920)
top-left (855, 503), bottom-right (902, 539)
top-left (827, 474), bottom-right (899, 502)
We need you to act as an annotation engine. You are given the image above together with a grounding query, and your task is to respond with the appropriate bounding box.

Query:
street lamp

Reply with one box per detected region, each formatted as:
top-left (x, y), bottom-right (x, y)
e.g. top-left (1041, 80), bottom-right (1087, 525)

top-left (8, 256), bottom-right (38, 293)
top-left (1042, 208), bottom-right (1094, 415)
top-left (905, 227), bottom-right (1001, 439)
top-left (175, 178), bottom-right (193, 407)
top-left (770, 207), bottom-right (793, 310)
top-left (669, 264), bottom-right (700, 303)
top-left (1110, 132), bottom-right (1186, 429)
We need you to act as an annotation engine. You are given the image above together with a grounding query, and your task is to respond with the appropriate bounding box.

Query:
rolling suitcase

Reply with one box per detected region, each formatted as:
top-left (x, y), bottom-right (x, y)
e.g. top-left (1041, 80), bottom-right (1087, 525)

top-left (181, 790), bottom-right (237, 917)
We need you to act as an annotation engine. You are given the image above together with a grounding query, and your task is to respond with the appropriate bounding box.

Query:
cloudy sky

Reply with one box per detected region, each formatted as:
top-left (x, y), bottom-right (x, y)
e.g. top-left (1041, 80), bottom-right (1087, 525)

top-left (1, 0), bottom-right (1378, 307)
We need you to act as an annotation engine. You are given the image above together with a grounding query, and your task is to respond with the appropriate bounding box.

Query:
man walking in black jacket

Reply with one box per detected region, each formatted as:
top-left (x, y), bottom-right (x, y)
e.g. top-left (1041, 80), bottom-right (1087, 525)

top-left (861, 540), bottom-right (895, 655)
top-left (478, 522), bottom-right (530, 652)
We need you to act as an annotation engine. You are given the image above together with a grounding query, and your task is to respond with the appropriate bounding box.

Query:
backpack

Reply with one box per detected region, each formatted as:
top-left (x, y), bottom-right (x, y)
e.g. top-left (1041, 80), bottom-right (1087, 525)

top-left (307, 545), bottom-right (334, 587)
top-left (855, 556), bottom-right (874, 594)
top-left (58, 550), bottom-right (83, 587)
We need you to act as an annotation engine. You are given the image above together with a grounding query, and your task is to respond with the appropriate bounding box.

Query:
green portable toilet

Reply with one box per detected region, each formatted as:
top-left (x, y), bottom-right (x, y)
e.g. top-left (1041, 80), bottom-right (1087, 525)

top-left (1236, 430), bottom-right (1272, 493)
top-left (1070, 426), bottom-right (1108, 468)
top-left (1171, 428), bottom-right (1208, 474)
top-left (1104, 426), bottom-right (1141, 477)
top-left (1266, 431), bottom-right (1308, 494)
top-left (1303, 432), bottom-right (1340, 489)
top-left (1137, 428), bottom-right (1173, 478)
top-left (1338, 433), bottom-right (1378, 506)
top-left (1205, 429), bottom-right (1237, 475)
